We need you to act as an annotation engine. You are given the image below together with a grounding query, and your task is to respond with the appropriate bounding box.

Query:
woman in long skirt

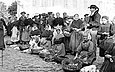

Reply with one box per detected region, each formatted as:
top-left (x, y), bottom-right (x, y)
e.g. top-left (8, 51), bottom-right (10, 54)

top-left (69, 14), bottom-right (83, 54)
top-left (100, 37), bottom-right (115, 72)
top-left (0, 18), bottom-right (7, 50)
top-left (11, 25), bottom-right (20, 43)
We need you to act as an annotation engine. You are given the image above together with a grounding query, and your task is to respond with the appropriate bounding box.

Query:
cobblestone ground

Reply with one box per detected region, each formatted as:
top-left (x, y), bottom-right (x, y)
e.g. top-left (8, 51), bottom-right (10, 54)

top-left (0, 36), bottom-right (104, 72)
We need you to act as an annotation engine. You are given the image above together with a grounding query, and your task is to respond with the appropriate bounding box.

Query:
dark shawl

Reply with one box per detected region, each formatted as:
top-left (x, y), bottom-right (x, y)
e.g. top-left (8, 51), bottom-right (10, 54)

top-left (100, 40), bottom-right (115, 72)
top-left (70, 19), bottom-right (83, 29)
top-left (52, 17), bottom-right (64, 27)
top-left (88, 12), bottom-right (101, 29)
top-left (0, 18), bottom-right (7, 50)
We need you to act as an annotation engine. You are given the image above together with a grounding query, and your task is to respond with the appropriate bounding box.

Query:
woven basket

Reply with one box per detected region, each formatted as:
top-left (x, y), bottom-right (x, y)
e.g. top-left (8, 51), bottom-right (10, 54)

top-left (6, 40), bottom-right (13, 45)
top-left (31, 47), bottom-right (43, 54)
top-left (62, 58), bottom-right (83, 72)
top-left (53, 56), bottom-right (68, 63)
top-left (39, 52), bottom-right (50, 58)
top-left (19, 44), bottom-right (29, 51)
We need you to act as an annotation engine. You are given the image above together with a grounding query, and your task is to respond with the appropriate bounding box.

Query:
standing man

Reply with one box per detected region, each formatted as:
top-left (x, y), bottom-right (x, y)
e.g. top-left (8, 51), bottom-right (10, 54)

top-left (19, 11), bottom-right (27, 43)
top-left (88, 5), bottom-right (101, 57)
top-left (88, 5), bottom-right (101, 28)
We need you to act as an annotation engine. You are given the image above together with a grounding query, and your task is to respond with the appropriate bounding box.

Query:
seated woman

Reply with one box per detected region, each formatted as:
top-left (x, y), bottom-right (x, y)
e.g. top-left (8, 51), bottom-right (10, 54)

top-left (97, 16), bottom-right (111, 57)
top-left (52, 29), bottom-right (66, 63)
top-left (30, 24), bottom-right (41, 36)
top-left (40, 25), bottom-right (53, 50)
top-left (100, 37), bottom-right (115, 72)
top-left (69, 14), bottom-right (83, 55)
top-left (74, 33), bottom-right (95, 66)
top-left (63, 17), bottom-right (73, 53)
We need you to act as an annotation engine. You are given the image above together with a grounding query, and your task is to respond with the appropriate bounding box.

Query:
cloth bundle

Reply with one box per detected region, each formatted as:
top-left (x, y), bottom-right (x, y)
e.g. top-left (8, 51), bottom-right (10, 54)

top-left (80, 65), bottom-right (97, 72)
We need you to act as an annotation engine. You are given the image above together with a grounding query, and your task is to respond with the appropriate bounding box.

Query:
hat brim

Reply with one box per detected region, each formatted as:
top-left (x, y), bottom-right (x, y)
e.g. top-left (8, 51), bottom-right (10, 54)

top-left (21, 12), bottom-right (26, 14)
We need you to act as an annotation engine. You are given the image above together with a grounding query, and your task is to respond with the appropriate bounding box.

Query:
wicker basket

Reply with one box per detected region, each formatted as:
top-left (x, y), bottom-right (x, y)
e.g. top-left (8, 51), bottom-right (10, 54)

top-left (6, 40), bottom-right (13, 45)
top-left (19, 44), bottom-right (29, 51)
top-left (31, 47), bottom-right (43, 54)
top-left (62, 58), bottom-right (83, 72)
top-left (53, 56), bottom-right (68, 63)
top-left (39, 52), bottom-right (50, 58)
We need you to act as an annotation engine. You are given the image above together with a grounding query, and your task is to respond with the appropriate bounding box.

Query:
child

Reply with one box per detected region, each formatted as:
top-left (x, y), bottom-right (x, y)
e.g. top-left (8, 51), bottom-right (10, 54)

top-left (11, 25), bottom-right (20, 44)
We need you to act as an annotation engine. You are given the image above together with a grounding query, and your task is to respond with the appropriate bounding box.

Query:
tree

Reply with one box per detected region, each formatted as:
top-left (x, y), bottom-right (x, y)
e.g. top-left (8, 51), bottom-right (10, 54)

top-left (8, 1), bottom-right (17, 16)
top-left (0, 2), bottom-right (7, 12)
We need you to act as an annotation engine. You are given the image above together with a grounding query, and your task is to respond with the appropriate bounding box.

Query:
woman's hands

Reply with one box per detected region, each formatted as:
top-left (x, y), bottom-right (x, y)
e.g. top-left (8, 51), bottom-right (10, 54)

top-left (72, 28), bottom-right (81, 32)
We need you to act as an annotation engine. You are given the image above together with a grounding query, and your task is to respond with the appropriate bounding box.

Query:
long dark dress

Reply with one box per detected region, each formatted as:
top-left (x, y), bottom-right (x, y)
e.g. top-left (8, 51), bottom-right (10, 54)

top-left (98, 23), bottom-right (111, 57)
top-left (69, 19), bottom-right (83, 53)
top-left (100, 39), bottom-right (115, 72)
top-left (110, 23), bottom-right (115, 36)
top-left (52, 34), bottom-right (65, 63)
top-left (0, 18), bottom-right (7, 50)
top-left (52, 17), bottom-right (64, 27)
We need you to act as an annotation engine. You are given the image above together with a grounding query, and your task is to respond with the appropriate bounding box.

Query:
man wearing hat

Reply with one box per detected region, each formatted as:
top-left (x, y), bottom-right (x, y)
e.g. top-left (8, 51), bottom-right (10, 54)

top-left (88, 5), bottom-right (101, 55)
top-left (19, 11), bottom-right (27, 22)
top-left (19, 11), bottom-right (27, 42)
top-left (88, 5), bottom-right (101, 28)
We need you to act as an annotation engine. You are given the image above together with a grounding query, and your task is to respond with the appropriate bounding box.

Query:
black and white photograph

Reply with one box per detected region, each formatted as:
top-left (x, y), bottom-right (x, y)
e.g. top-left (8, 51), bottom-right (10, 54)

top-left (0, 0), bottom-right (115, 72)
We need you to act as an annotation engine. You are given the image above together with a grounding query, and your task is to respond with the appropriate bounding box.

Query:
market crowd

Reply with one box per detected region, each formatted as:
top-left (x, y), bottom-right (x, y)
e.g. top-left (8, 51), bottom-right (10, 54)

top-left (0, 5), bottom-right (115, 72)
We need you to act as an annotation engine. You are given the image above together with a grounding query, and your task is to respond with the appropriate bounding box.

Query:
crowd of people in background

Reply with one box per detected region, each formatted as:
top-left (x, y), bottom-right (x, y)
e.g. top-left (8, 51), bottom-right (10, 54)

top-left (0, 4), bottom-right (115, 72)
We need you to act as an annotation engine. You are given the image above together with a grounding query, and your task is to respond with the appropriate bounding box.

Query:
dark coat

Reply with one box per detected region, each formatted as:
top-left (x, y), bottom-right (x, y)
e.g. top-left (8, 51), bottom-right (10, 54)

top-left (97, 23), bottom-right (111, 40)
top-left (110, 23), bottom-right (115, 36)
top-left (70, 19), bottom-right (83, 29)
top-left (41, 30), bottom-right (53, 40)
top-left (99, 38), bottom-right (113, 57)
top-left (100, 40), bottom-right (115, 72)
top-left (53, 17), bottom-right (64, 27)
top-left (0, 18), bottom-right (7, 50)
top-left (47, 17), bottom-right (54, 27)
top-left (88, 12), bottom-right (101, 30)
top-left (19, 16), bottom-right (27, 26)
